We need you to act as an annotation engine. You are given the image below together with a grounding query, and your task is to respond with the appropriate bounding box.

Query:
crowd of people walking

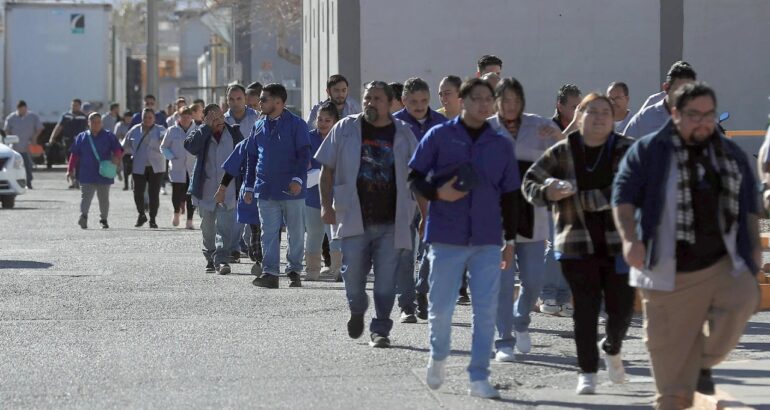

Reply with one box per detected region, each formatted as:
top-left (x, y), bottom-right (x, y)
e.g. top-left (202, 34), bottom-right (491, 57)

top-left (7, 55), bottom-right (765, 410)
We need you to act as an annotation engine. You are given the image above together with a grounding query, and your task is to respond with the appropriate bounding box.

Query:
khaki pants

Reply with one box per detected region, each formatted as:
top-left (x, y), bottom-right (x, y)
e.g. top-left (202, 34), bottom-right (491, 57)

top-left (641, 257), bottom-right (759, 410)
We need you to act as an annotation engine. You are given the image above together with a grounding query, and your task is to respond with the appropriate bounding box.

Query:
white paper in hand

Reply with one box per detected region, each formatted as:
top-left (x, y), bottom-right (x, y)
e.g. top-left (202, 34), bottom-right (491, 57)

top-left (306, 168), bottom-right (321, 188)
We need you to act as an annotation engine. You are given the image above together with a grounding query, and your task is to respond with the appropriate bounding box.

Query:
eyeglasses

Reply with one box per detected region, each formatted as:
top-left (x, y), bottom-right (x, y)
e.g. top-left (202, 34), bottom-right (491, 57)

top-left (682, 110), bottom-right (717, 123)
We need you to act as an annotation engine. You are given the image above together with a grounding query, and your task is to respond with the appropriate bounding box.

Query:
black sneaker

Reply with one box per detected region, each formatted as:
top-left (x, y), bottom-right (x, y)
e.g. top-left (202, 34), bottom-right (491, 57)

top-left (400, 308), bottom-right (417, 324)
top-left (99, 220), bottom-right (109, 229)
top-left (217, 263), bottom-right (231, 275)
top-left (135, 214), bottom-right (148, 227)
top-left (250, 262), bottom-right (263, 276)
top-left (230, 251), bottom-right (240, 264)
top-left (416, 292), bottom-right (429, 320)
top-left (696, 368), bottom-right (715, 395)
top-left (369, 332), bottom-right (391, 348)
top-left (457, 287), bottom-right (471, 305)
top-left (78, 215), bottom-right (87, 229)
top-left (347, 313), bottom-right (365, 339)
top-left (252, 273), bottom-right (279, 289)
top-left (205, 261), bottom-right (215, 273)
top-left (149, 219), bottom-right (158, 229)
top-left (287, 271), bottom-right (302, 288)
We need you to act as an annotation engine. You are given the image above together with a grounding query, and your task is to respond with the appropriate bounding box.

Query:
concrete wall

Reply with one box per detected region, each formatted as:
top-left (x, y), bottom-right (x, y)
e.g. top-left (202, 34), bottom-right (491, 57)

top-left (683, 0), bottom-right (770, 130)
top-left (304, 0), bottom-right (770, 131)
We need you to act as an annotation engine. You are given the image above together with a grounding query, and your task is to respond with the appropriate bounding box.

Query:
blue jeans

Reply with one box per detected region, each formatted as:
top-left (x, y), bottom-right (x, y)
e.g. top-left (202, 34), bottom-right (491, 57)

top-left (415, 242), bottom-right (430, 294)
top-left (396, 225), bottom-right (418, 311)
top-left (340, 224), bottom-right (404, 337)
top-left (20, 152), bottom-right (33, 184)
top-left (496, 241), bottom-right (546, 349)
top-left (199, 205), bottom-right (236, 265)
top-left (258, 198), bottom-right (305, 275)
top-left (428, 243), bottom-right (501, 382)
top-left (540, 218), bottom-right (571, 304)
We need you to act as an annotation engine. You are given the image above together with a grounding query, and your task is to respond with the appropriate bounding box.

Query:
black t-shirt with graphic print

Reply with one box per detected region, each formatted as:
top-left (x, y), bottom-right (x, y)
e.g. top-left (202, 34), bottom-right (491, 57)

top-left (357, 120), bottom-right (397, 226)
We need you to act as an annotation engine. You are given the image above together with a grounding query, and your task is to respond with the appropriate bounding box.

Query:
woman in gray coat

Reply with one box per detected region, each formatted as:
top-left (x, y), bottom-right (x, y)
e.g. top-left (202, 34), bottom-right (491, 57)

top-left (161, 106), bottom-right (198, 229)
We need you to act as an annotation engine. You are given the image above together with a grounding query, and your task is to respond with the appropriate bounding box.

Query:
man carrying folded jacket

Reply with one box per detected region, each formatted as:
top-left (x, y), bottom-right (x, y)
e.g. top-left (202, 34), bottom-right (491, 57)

top-left (408, 78), bottom-right (520, 399)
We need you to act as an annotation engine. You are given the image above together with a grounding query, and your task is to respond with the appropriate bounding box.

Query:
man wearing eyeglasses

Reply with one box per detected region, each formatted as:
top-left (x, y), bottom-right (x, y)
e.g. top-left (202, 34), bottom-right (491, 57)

top-left (244, 83), bottom-right (311, 289)
top-left (624, 61), bottom-right (696, 139)
top-left (315, 81), bottom-right (418, 349)
top-left (613, 82), bottom-right (761, 409)
top-left (408, 78), bottom-right (519, 399)
top-left (607, 82), bottom-right (632, 134)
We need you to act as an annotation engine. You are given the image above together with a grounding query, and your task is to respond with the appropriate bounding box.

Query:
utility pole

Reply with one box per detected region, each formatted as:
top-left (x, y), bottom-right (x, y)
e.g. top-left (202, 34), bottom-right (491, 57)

top-left (146, 0), bottom-right (159, 99)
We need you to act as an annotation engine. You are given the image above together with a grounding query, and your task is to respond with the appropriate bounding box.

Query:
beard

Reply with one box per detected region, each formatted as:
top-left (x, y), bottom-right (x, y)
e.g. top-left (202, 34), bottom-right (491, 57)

top-left (364, 107), bottom-right (379, 123)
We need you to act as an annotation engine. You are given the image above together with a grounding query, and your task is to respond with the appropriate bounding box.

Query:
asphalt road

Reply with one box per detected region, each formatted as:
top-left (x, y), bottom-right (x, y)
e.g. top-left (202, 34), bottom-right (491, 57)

top-left (1, 169), bottom-right (768, 409)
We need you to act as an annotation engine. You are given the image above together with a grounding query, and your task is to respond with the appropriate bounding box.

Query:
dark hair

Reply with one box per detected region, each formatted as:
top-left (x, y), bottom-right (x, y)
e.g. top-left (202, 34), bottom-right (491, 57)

top-left (109, 102), bottom-right (119, 110)
top-left (203, 103), bottom-right (221, 116)
top-left (364, 81), bottom-right (395, 102)
top-left (477, 54), bottom-right (503, 72)
top-left (459, 78), bottom-right (494, 99)
top-left (402, 77), bottom-right (430, 97)
top-left (576, 93), bottom-right (615, 117)
top-left (441, 75), bottom-right (462, 90)
top-left (317, 101), bottom-right (341, 122)
top-left (122, 110), bottom-right (132, 118)
top-left (608, 81), bottom-right (629, 96)
top-left (227, 84), bottom-right (246, 96)
top-left (666, 61), bottom-right (697, 83)
top-left (262, 83), bottom-right (288, 103)
top-left (672, 81), bottom-right (716, 112)
top-left (327, 74), bottom-right (349, 90)
top-left (388, 82), bottom-right (403, 101)
top-left (17, 100), bottom-right (27, 108)
top-left (246, 81), bottom-right (263, 95)
top-left (495, 78), bottom-right (526, 111)
top-left (142, 108), bottom-right (155, 117)
top-left (144, 94), bottom-right (156, 101)
top-left (556, 84), bottom-right (582, 104)
top-left (72, 98), bottom-right (82, 105)
top-left (193, 98), bottom-right (205, 106)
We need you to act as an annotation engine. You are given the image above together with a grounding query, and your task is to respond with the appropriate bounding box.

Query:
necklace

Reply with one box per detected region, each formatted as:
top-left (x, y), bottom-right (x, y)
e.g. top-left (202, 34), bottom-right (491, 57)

top-left (583, 142), bottom-right (606, 173)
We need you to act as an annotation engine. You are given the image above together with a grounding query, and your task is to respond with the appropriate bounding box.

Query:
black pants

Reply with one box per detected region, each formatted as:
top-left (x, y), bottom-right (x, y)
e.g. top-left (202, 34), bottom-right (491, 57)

top-left (560, 255), bottom-right (636, 374)
top-left (249, 224), bottom-right (263, 263)
top-left (171, 175), bottom-right (194, 220)
top-left (122, 156), bottom-right (133, 189)
top-left (133, 166), bottom-right (163, 220)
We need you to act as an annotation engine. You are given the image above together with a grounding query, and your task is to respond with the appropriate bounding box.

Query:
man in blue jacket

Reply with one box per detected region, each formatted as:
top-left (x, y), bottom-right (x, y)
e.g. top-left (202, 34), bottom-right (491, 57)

top-left (613, 83), bottom-right (760, 409)
top-left (409, 78), bottom-right (519, 399)
top-left (244, 83), bottom-right (311, 289)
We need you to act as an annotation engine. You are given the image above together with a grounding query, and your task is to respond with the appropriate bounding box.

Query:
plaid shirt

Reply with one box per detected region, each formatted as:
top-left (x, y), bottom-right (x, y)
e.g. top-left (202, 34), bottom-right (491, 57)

top-left (522, 133), bottom-right (635, 258)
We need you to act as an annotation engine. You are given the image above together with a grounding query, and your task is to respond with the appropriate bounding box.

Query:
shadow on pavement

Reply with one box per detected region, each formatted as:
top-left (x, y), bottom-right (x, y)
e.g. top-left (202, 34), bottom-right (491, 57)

top-left (0, 260), bottom-right (53, 269)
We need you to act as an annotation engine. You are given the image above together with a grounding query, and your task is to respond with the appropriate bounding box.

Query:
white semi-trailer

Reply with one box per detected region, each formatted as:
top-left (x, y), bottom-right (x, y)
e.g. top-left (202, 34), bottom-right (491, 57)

top-left (3, 1), bottom-right (113, 126)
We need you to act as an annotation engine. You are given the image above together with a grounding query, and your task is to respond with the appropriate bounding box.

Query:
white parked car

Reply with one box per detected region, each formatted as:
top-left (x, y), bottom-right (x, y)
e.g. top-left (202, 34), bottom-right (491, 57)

top-left (0, 134), bottom-right (27, 208)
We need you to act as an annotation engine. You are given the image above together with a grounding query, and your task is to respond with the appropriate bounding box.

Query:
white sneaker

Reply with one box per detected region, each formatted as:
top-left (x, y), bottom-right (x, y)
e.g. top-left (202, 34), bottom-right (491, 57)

top-left (600, 338), bottom-right (626, 384)
top-left (540, 299), bottom-right (560, 315)
top-left (576, 373), bottom-right (597, 394)
top-left (559, 303), bottom-right (574, 317)
top-left (494, 347), bottom-right (515, 362)
top-left (469, 379), bottom-right (500, 399)
top-left (515, 331), bottom-right (531, 354)
top-left (426, 358), bottom-right (446, 390)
